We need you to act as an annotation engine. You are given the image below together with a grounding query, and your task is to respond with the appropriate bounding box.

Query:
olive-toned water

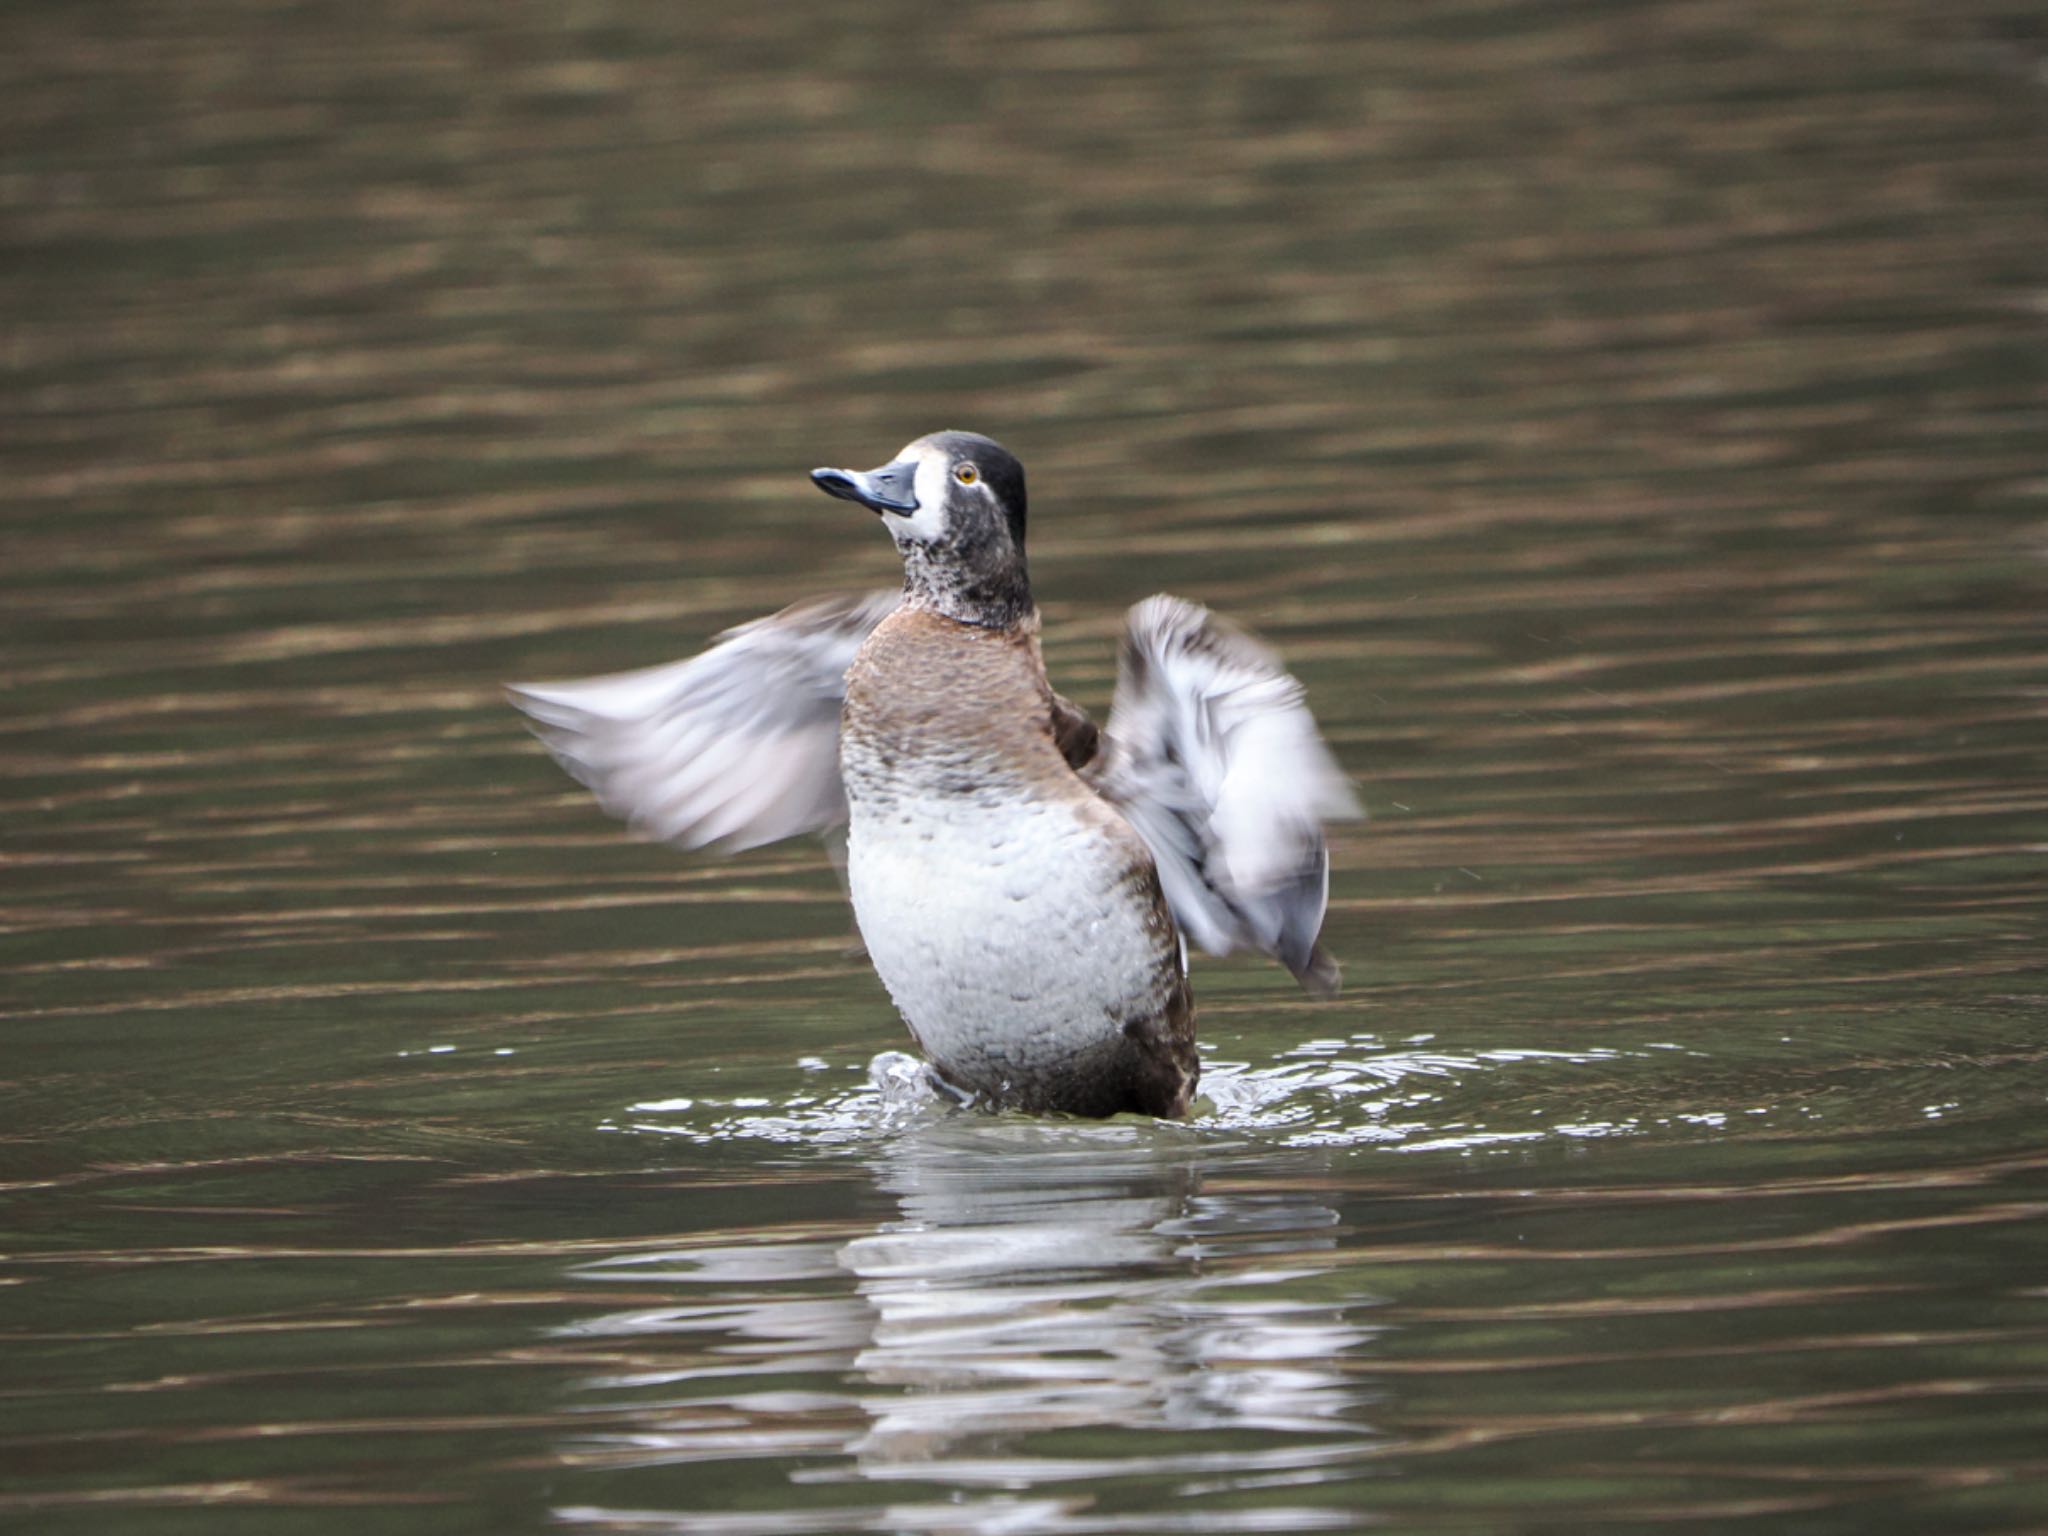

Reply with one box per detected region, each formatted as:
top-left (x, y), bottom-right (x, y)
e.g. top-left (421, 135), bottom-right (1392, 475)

top-left (5, 0), bottom-right (2047, 1530)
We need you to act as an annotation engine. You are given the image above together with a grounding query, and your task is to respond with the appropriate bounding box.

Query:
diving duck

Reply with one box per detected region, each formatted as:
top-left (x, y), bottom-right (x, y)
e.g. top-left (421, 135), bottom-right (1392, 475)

top-left (508, 431), bottom-right (1359, 1118)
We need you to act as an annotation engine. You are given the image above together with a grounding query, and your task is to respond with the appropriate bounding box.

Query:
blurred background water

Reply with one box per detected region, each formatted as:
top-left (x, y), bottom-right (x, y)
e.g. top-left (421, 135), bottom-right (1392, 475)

top-left (4, 0), bottom-right (2047, 1531)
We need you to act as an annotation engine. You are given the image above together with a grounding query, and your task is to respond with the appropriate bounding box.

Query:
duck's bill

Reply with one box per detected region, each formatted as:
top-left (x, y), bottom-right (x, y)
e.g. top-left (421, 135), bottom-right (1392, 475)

top-left (810, 460), bottom-right (919, 514)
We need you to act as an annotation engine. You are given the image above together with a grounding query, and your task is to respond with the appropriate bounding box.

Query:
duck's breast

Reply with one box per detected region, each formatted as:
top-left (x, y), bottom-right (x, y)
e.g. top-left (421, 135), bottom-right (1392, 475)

top-left (840, 609), bottom-right (1186, 1107)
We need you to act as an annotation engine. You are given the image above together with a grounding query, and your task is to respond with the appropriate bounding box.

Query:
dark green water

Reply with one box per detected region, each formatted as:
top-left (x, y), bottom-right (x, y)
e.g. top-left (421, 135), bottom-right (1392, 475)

top-left (5, 0), bottom-right (2048, 1530)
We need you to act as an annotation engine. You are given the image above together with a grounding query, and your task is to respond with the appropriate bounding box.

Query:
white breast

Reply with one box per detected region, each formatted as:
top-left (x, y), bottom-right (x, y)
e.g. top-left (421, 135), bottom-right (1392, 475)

top-left (844, 768), bottom-right (1174, 1101)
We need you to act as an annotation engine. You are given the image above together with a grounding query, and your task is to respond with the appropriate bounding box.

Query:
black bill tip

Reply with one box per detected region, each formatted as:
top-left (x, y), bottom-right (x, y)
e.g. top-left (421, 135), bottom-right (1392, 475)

top-left (811, 467), bottom-right (865, 504)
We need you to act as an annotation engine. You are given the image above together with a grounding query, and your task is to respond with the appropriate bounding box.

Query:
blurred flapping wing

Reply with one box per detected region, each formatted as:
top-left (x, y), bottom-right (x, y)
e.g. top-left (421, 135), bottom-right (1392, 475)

top-left (1093, 595), bottom-right (1361, 996)
top-left (506, 591), bottom-right (897, 853)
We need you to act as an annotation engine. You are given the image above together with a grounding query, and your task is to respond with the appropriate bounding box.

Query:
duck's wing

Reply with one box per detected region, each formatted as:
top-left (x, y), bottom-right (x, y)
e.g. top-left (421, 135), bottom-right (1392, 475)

top-left (506, 590), bottom-right (898, 854)
top-left (1089, 595), bottom-right (1361, 997)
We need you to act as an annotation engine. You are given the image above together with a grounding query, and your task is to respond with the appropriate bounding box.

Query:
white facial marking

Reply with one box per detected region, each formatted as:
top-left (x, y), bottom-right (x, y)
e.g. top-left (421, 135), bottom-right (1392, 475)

top-left (910, 453), bottom-right (953, 542)
top-left (872, 440), bottom-right (948, 547)
top-left (880, 437), bottom-right (993, 549)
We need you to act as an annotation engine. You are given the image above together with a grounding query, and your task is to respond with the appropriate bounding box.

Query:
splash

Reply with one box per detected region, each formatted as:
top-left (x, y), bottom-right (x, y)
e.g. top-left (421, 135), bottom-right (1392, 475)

top-left (601, 1033), bottom-right (1654, 1154)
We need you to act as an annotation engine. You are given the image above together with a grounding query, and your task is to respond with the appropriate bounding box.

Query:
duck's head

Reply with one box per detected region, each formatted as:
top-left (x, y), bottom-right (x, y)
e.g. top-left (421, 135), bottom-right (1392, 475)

top-left (812, 430), bottom-right (1031, 628)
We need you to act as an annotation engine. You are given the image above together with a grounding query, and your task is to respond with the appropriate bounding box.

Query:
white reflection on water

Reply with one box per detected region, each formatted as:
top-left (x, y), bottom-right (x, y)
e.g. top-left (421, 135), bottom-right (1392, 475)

top-left (554, 1503), bottom-right (1362, 1533)
top-left (831, 1121), bottom-right (1369, 1468)
top-left (551, 1119), bottom-right (1381, 1531)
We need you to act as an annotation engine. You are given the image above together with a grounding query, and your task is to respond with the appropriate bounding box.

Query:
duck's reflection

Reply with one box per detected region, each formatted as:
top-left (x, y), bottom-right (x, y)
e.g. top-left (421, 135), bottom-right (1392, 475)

top-left (554, 1116), bottom-right (1379, 1510)
top-left (839, 1118), bottom-right (1367, 1468)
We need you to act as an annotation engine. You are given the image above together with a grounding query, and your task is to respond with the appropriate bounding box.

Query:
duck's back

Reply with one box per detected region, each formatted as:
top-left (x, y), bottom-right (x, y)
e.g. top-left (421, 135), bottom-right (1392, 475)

top-left (840, 606), bottom-right (1195, 1116)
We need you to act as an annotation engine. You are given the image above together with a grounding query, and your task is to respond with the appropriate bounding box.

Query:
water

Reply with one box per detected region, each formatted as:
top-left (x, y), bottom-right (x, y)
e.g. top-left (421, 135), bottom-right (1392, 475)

top-left (5, 0), bottom-right (2047, 1529)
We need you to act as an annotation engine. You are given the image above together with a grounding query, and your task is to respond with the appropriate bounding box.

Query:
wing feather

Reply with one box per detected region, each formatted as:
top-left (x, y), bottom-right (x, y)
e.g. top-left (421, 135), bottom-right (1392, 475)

top-left (505, 590), bottom-right (897, 854)
top-left (1093, 595), bottom-right (1361, 996)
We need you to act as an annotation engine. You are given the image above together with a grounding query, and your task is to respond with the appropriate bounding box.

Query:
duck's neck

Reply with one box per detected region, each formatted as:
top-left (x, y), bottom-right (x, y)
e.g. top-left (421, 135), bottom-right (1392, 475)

top-left (898, 541), bottom-right (1034, 630)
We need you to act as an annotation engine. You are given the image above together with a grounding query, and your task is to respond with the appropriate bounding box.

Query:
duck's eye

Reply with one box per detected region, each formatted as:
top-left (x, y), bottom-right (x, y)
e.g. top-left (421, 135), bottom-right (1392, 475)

top-left (954, 463), bottom-right (980, 486)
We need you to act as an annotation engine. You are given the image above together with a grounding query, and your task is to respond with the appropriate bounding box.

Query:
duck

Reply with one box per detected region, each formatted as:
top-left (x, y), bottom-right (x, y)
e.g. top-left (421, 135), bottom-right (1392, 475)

top-left (507, 431), bottom-right (1359, 1119)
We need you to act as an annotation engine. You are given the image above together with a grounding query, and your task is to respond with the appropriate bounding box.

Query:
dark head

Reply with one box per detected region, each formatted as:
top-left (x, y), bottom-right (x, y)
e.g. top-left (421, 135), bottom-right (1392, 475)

top-left (811, 430), bottom-right (1031, 628)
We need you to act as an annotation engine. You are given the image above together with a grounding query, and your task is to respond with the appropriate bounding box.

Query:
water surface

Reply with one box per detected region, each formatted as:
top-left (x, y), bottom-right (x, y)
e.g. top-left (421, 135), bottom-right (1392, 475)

top-left (4, 0), bottom-right (2047, 1530)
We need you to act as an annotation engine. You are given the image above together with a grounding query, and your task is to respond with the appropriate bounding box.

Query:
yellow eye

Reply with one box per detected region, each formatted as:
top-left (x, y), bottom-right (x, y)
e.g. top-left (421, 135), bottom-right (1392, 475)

top-left (954, 463), bottom-right (979, 486)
